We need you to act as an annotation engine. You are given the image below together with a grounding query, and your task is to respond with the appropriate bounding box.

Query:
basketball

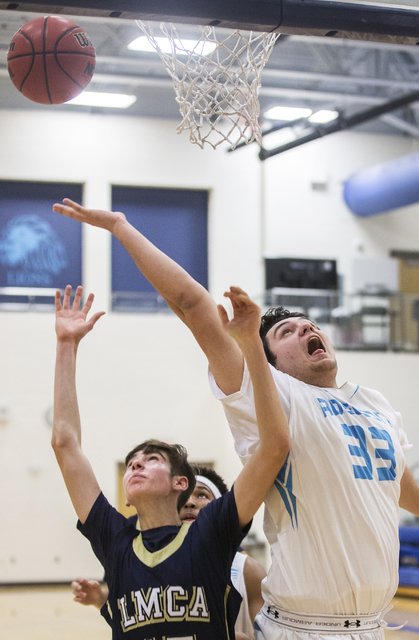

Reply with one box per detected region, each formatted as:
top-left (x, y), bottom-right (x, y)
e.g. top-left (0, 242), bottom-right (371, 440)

top-left (7, 16), bottom-right (96, 105)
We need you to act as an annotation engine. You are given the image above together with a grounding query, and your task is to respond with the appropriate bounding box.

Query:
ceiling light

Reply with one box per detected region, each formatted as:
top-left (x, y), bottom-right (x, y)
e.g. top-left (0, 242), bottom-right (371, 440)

top-left (264, 106), bottom-right (312, 121)
top-left (67, 92), bottom-right (137, 108)
top-left (262, 128), bottom-right (298, 150)
top-left (309, 110), bottom-right (339, 124)
top-left (128, 36), bottom-right (217, 56)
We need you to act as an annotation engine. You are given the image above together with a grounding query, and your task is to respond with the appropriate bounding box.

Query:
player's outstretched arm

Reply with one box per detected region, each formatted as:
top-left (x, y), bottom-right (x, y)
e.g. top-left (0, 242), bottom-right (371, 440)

top-left (52, 285), bottom-right (105, 524)
top-left (400, 467), bottom-right (419, 516)
top-left (72, 577), bottom-right (108, 610)
top-left (218, 287), bottom-right (291, 528)
top-left (52, 199), bottom-right (243, 396)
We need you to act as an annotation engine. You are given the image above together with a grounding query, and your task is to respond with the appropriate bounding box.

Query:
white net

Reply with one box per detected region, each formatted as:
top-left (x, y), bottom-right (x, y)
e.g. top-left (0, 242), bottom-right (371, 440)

top-left (136, 22), bottom-right (279, 149)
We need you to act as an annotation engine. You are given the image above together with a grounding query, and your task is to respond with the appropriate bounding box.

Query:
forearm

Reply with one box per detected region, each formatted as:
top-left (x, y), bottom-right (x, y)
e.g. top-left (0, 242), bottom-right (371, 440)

top-left (51, 340), bottom-right (82, 454)
top-left (113, 217), bottom-right (209, 322)
top-left (239, 337), bottom-right (290, 455)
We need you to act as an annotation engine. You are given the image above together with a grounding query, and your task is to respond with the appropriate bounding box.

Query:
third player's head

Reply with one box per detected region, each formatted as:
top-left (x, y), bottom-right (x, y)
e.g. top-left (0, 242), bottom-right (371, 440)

top-left (180, 465), bottom-right (228, 523)
top-left (260, 307), bottom-right (338, 388)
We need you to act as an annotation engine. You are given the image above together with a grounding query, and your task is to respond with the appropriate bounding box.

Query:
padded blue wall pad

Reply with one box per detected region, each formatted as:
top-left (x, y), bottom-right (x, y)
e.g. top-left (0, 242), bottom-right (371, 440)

top-left (399, 566), bottom-right (419, 587)
top-left (343, 153), bottom-right (419, 217)
top-left (400, 527), bottom-right (419, 544)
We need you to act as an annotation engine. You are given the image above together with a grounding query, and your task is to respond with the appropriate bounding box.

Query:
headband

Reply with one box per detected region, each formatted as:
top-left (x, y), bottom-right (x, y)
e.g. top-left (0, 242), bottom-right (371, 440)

top-left (195, 475), bottom-right (222, 499)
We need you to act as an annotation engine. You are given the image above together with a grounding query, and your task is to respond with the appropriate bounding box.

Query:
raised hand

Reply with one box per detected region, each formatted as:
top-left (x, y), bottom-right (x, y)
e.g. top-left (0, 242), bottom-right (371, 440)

top-left (71, 577), bottom-right (108, 609)
top-left (217, 286), bottom-right (261, 344)
top-left (55, 285), bottom-right (105, 344)
top-left (53, 199), bottom-right (125, 234)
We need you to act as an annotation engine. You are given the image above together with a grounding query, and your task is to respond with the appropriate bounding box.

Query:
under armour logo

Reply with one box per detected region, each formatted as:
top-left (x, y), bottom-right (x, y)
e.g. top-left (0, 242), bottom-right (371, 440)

top-left (267, 607), bottom-right (280, 619)
top-left (344, 620), bottom-right (361, 628)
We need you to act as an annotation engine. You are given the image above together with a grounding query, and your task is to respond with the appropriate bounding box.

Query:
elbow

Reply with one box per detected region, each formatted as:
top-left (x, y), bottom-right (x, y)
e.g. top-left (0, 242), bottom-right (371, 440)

top-left (272, 435), bottom-right (291, 469)
top-left (51, 432), bottom-right (66, 455)
top-left (51, 424), bottom-right (77, 455)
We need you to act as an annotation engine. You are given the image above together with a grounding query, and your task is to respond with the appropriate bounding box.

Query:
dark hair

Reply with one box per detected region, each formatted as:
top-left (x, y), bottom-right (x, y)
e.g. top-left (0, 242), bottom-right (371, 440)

top-left (191, 464), bottom-right (229, 496)
top-left (125, 439), bottom-right (196, 511)
top-left (259, 307), bottom-right (309, 366)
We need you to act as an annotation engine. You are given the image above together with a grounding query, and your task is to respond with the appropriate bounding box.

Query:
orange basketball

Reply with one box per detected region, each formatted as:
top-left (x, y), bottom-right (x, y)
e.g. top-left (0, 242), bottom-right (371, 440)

top-left (7, 15), bottom-right (96, 105)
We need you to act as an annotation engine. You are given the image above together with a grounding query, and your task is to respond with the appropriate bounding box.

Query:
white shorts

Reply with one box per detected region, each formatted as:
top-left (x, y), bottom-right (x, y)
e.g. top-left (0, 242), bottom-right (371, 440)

top-left (254, 607), bottom-right (386, 640)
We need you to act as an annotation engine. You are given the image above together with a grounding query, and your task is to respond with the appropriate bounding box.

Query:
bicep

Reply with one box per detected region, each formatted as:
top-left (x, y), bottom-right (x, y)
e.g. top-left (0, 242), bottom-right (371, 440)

top-left (54, 446), bottom-right (101, 524)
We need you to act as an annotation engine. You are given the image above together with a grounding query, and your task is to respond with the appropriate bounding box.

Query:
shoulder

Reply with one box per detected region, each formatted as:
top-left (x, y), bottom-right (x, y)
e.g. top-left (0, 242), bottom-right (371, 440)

top-left (78, 492), bottom-right (136, 537)
top-left (194, 489), bottom-right (246, 536)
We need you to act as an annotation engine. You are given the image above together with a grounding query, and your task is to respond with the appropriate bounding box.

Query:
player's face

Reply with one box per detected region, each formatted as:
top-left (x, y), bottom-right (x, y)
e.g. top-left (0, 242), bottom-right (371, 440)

top-left (180, 482), bottom-right (216, 522)
top-left (123, 450), bottom-right (174, 504)
top-left (266, 317), bottom-right (338, 387)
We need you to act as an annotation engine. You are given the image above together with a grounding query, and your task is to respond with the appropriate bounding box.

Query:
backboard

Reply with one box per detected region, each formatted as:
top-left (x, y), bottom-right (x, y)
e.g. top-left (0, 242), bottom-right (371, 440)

top-left (1, 0), bottom-right (419, 44)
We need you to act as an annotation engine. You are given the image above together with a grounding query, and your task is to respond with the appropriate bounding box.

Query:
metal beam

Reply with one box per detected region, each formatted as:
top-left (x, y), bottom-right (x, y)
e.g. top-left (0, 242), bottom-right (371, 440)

top-left (259, 88), bottom-right (419, 160)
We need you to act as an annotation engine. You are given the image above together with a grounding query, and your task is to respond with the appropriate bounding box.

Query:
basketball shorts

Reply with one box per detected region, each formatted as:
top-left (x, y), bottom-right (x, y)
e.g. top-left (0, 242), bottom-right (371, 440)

top-left (254, 605), bottom-right (387, 640)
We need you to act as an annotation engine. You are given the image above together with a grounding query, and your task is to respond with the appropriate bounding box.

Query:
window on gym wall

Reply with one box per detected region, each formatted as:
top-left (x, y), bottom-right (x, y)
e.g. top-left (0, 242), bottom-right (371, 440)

top-left (111, 186), bottom-right (208, 311)
top-left (0, 181), bottom-right (82, 310)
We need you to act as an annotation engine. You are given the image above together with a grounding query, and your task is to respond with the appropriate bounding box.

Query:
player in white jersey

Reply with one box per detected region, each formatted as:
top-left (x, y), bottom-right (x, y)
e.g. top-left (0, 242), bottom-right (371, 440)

top-left (53, 199), bottom-right (419, 640)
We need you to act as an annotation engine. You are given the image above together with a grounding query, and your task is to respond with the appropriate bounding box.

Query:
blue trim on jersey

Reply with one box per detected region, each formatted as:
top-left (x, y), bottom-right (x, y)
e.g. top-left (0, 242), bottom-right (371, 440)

top-left (274, 454), bottom-right (298, 529)
top-left (348, 385), bottom-right (360, 400)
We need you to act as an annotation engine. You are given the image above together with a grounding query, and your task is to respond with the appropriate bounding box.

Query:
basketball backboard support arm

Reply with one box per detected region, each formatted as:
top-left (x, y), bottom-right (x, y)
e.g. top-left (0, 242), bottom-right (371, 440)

top-left (2, 0), bottom-right (419, 44)
top-left (258, 89), bottom-right (419, 160)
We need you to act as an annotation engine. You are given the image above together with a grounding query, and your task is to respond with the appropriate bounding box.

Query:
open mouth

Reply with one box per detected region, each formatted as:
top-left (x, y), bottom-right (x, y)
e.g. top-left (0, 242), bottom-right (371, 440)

top-left (182, 513), bottom-right (196, 522)
top-left (307, 335), bottom-right (325, 356)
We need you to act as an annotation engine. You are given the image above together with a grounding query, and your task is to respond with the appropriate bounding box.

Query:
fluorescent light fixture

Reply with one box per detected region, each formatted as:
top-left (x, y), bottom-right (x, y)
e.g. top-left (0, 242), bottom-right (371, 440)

top-left (309, 110), bottom-right (339, 124)
top-left (264, 106), bottom-right (312, 121)
top-left (128, 36), bottom-right (217, 56)
top-left (67, 92), bottom-right (137, 108)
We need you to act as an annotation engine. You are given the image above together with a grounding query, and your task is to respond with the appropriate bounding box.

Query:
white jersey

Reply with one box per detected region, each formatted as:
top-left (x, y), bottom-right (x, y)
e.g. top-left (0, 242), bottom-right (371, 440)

top-left (231, 551), bottom-right (255, 639)
top-left (209, 362), bottom-right (410, 616)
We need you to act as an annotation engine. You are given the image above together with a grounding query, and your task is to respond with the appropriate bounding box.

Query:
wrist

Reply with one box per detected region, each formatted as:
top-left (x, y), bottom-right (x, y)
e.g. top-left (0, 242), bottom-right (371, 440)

top-left (56, 336), bottom-right (80, 350)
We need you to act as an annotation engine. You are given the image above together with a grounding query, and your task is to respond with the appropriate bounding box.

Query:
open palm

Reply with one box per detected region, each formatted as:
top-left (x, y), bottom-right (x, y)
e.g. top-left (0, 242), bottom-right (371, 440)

top-left (55, 285), bottom-right (105, 344)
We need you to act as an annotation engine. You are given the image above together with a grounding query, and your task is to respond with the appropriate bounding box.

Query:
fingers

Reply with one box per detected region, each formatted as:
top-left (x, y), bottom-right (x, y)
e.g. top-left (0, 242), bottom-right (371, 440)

top-left (217, 304), bottom-right (229, 326)
top-left (62, 198), bottom-right (78, 208)
top-left (223, 286), bottom-right (254, 310)
top-left (81, 291), bottom-right (94, 315)
top-left (56, 286), bottom-right (104, 326)
top-left (62, 284), bottom-right (73, 310)
top-left (88, 311), bottom-right (106, 329)
top-left (52, 199), bottom-right (81, 219)
top-left (54, 289), bottom-right (62, 312)
top-left (72, 285), bottom-right (83, 312)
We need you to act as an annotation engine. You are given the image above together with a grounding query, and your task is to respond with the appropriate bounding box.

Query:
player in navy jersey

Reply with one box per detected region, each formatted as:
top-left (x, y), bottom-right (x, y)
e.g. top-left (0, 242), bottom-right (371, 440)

top-left (52, 284), bottom-right (289, 640)
top-left (72, 465), bottom-right (266, 640)
top-left (53, 199), bottom-right (419, 640)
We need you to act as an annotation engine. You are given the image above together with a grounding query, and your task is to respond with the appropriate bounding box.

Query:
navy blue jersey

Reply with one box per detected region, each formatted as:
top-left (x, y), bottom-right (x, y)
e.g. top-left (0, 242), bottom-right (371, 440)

top-left (78, 487), bottom-right (249, 639)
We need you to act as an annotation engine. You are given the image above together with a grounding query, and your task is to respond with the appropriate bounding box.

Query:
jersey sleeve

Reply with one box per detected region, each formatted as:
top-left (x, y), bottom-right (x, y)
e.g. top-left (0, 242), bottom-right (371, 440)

top-left (208, 359), bottom-right (291, 462)
top-left (77, 492), bottom-right (135, 572)
top-left (193, 487), bottom-right (251, 577)
top-left (100, 601), bottom-right (113, 628)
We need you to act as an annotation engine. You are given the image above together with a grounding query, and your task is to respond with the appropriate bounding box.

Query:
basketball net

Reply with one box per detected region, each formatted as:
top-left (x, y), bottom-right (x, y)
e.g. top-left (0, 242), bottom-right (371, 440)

top-left (136, 22), bottom-right (279, 150)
